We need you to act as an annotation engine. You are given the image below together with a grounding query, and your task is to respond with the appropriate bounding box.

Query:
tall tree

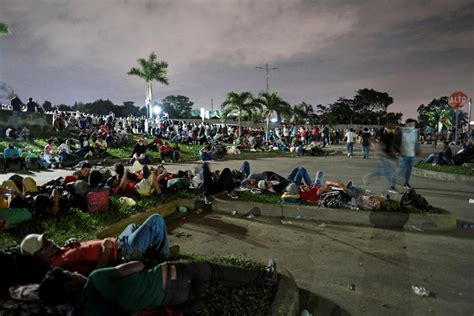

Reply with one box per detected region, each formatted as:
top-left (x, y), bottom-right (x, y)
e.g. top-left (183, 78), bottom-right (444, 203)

top-left (255, 92), bottom-right (291, 141)
top-left (221, 91), bottom-right (257, 136)
top-left (293, 102), bottom-right (316, 124)
top-left (127, 51), bottom-right (169, 118)
top-left (161, 95), bottom-right (194, 118)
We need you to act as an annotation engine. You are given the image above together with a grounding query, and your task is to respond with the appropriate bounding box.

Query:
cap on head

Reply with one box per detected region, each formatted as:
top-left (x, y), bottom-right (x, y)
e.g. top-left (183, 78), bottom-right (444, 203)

top-left (258, 180), bottom-right (267, 190)
top-left (20, 233), bottom-right (44, 256)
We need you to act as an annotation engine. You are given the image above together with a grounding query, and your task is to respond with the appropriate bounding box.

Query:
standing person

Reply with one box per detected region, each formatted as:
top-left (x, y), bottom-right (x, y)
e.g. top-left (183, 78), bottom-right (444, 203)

top-left (364, 123), bottom-right (398, 193)
top-left (361, 128), bottom-right (372, 159)
top-left (396, 119), bottom-right (419, 189)
top-left (344, 128), bottom-right (355, 158)
top-left (10, 95), bottom-right (23, 112)
top-left (26, 98), bottom-right (38, 112)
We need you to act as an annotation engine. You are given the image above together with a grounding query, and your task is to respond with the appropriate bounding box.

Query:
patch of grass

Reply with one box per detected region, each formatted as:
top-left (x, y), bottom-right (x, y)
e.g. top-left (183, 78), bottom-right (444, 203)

top-left (415, 163), bottom-right (474, 176)
top-left (178, 253), bottom-right (275, 316)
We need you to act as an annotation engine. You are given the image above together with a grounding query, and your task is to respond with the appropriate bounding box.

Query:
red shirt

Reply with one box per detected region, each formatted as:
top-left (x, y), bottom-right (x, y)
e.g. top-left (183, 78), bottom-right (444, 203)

top-left (300, 185), bottom-right (321, 202)
top-left (49, 239), bottom-right (119, 276)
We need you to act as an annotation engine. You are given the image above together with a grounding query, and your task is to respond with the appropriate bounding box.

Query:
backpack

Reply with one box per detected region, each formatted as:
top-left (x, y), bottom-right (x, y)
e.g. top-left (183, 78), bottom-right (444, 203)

top-left (400, 189), bottom-right (430, 211)
top-left (87, 190), bottom-right (110, 213)
top-left (317, 190), bottom-right (349, 208)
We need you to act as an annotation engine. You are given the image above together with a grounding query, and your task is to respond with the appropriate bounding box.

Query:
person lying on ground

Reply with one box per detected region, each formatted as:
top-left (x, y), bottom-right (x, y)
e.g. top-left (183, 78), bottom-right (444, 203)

top-left (20, 213), bottom-right (171, 276)
top-left (201, 162), bottom-right (239, 202)
top-left (72, 162), bottom-right (92, 181)
top-left (422, 141), bottom-right (453, 165)
top-left (38, 259), bottom-right (278, 314)
top-left (109, 165), bottom-right (163, 198)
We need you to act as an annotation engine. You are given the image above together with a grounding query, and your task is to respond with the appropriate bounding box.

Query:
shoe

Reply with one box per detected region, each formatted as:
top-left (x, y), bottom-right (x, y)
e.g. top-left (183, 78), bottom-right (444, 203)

top-left (227, 191), bottom-right (238, 199)
top-left (404, 184), bottom-right (412, 189)
top-left (347, 153), bottom-right (350, 157)
top-left (204, 196), bottom-right (213, 205)
top-left (387, 187), bottom-right (399, 194)
top-left (264, 259), bottom-right (278, 286)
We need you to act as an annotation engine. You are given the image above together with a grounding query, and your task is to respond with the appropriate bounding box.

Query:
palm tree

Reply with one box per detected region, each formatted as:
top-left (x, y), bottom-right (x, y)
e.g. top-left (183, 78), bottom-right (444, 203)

top-left (127, 51), bottom-right (169, 118)
top-left (255, 92), bottom-right (291, 141)
top-left (426, 107), bottom-right (453, 130)
top-left (293, 102), bottom-right (316, 125)
top-left (221, 91), bottom-right (258, 136)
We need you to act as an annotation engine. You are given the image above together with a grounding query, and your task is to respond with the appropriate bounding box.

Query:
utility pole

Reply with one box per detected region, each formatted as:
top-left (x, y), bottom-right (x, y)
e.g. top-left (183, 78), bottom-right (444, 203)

top-left (256, 63), bottom-right (278, 94)
top-left (211, 98), bottom-right (213, 112)
top-left (256, 63), bottom-right (278, 142)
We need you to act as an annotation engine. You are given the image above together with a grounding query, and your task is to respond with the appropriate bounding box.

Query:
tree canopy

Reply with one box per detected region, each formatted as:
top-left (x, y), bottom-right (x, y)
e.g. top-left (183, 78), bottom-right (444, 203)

top-left (161, 95), bottom-right (194, 118)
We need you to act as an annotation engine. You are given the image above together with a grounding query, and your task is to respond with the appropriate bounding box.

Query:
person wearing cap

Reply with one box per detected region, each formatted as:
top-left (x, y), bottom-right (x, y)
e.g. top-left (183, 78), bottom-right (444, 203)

top-left (20, 213), bottom-right (171, 276)
top-left (38, 259), bottom-right (278, 314)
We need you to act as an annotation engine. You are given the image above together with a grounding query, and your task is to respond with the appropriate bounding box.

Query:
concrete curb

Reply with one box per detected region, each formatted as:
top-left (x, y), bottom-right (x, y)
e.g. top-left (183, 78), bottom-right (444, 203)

top-left (413, 166), bottom-right (473, 182)
top-left (270, 268), bottom-right (300, 316)
top-left (213, 198), bottom-right (457, 231)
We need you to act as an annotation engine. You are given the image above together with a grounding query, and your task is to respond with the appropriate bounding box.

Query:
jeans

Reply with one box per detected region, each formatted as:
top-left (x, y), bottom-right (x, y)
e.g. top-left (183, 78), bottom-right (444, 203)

top-left (117, 214), bottom-right (169, 261)
top-left (397, 155), bottom-right (416, 186)
top-left (366, 154), bottom-right (396, 188)
top-left (240, 161), bottom-right (250, 178)
top-left (162, 261), bottom-right (266, 306)
top-left (287, 167), bottom-right (312, 186)
top-left (362, 145), bottom-right (370, 159)
top-left (346, 142), bottom-right (354, 156)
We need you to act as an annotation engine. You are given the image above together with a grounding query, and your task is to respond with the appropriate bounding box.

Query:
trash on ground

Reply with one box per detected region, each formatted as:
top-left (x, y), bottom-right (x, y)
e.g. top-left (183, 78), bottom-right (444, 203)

top-left (178, 206), bottom-right (188, 213)
top-left (247, 214), bottom-right (255, 219)
top-left (232, 211), bottom-right (237, 216)
top-left (318, 223), bottom-right (327, 228)
top-left (408, 225), bottom-right (424, 232)
top-left (412, 285), bottom-right (430, 297)
top-left (281, 219), bottom-right (293, 225)
top-left (175, 231), bottom-right (192, 238)
top-left (348, 283), bottom-right (356, 291)
top-left (295, 214), bottom-right (304, 219)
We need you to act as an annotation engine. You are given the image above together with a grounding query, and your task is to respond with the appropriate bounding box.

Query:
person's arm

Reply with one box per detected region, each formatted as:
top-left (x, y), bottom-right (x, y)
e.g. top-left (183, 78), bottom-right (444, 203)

top-left (96, 238), bottom-right (114, 269)
top-left (115, 261), bottom-right (145, 277)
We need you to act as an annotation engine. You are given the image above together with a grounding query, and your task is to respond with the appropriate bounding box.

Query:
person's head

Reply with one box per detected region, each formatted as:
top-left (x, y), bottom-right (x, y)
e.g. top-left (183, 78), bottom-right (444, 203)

top-left (114, 163), bottom-right (125, 177)
top-left (405, 118), bottom-right (417, 128)
top-left (443, 141), bottom-right (450, 148)
top-left (138, 138), bottom-right (145, 145)
top-left (39, 267), bottom-right (87, 306)
top-left (364, 127), bottom-right (369, 132)
top-left (8, 143), bottom-right (14, 149)
top-left (29, 97), bottom-right (33, 102)
top-left (79, 162), bottom-right (92, 178)
top-left (20, 233), bottom-right (61, 262)
top-left (88, 170), bottom-right (103, 187)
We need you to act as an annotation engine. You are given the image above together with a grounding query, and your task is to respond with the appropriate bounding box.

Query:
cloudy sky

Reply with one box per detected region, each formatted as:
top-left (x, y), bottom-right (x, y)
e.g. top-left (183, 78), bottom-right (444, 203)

top-left (0, 0), bottom-right (473, 118)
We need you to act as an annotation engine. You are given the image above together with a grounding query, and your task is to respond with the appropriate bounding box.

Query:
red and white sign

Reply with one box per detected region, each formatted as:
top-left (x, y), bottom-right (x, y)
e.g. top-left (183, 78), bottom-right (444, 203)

top-left (448, 91), bottom-right (468, 109)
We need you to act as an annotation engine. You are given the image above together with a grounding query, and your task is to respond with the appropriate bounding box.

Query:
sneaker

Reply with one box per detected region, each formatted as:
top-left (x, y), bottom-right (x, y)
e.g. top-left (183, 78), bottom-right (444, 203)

top-left (265, 259), bottom-right (278, 286)
top-left (347, 153), bottom-right (351, 157)
top-left (204, 196), bottom-right (213, 205)
top-left (387, 187), bottom-right (399, 194)
top-left (227, 191), bottom-right (238, 199)
top-left (404, 184), bottom-right (412, 189)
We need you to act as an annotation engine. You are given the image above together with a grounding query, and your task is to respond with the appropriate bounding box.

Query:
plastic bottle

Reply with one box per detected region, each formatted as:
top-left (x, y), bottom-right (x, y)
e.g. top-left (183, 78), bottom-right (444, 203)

top-left (350, 197), bottom-right (359, 210)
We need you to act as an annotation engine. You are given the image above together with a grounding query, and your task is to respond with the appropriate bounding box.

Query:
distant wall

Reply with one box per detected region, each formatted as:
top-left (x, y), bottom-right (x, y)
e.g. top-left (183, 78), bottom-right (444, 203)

top-left (0, 110), bottom-right (53, 130)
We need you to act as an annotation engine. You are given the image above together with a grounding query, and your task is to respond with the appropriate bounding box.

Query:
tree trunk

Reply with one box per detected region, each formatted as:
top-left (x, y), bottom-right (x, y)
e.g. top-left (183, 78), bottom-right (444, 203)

top-left (146, 82), bottom-right (153, 118)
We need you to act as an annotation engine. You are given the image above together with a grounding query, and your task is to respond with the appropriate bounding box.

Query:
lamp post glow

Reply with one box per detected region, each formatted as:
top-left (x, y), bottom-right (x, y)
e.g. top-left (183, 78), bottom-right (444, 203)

top-left (153, 106), bottom-right (162, 117)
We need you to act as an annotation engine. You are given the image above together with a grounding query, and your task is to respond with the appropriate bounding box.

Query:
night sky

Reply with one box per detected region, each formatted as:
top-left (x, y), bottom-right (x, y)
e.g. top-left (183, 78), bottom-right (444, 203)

top-left (1, 0), bottom-right (473, 119)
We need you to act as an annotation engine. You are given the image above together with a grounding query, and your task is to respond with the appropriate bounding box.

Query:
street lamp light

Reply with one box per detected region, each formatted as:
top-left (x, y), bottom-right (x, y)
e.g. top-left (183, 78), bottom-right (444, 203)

top-left (153, 106), bottom-right (162, 116)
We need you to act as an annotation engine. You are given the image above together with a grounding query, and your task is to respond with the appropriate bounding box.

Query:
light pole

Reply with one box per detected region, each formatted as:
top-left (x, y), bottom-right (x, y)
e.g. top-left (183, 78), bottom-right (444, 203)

top-left (256, 63), bottom-right (278, 142)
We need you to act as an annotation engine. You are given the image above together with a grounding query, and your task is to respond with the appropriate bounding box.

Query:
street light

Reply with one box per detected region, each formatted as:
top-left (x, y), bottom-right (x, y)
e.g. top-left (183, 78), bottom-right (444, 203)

top-left (153, 106), bottom-right (162, 116)
top-left (256, 63), bottom-right (279, 142)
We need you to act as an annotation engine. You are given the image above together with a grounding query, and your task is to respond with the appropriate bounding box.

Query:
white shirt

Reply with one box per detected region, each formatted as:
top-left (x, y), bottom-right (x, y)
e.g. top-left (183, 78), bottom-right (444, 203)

top-left (344, 131), bottom-right (354, 143)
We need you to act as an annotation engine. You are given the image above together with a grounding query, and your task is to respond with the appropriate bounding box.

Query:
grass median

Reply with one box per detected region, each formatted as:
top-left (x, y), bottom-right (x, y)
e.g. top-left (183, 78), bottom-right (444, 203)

top-left (415, 163), bottom-right (474, 176)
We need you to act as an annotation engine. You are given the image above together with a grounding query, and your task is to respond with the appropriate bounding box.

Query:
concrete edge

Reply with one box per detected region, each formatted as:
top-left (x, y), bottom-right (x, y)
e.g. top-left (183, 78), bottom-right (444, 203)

top-left (270, 268), bottom-right (300, 316)
top-left (213, 198), bottom-right (457, 232)
top-left (413, 166), bottom-right (473, 182)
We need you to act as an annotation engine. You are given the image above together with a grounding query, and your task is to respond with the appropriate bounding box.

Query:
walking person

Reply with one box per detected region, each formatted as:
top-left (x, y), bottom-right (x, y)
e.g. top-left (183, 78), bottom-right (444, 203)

top-left (395, 119), bottom-right (419, 189)
top-left (344, 128), bottom-right (355, 158)
top-left (364, 123), bottom-right (398, 193)
top-left (361, 127), bottom-right (372, 159)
